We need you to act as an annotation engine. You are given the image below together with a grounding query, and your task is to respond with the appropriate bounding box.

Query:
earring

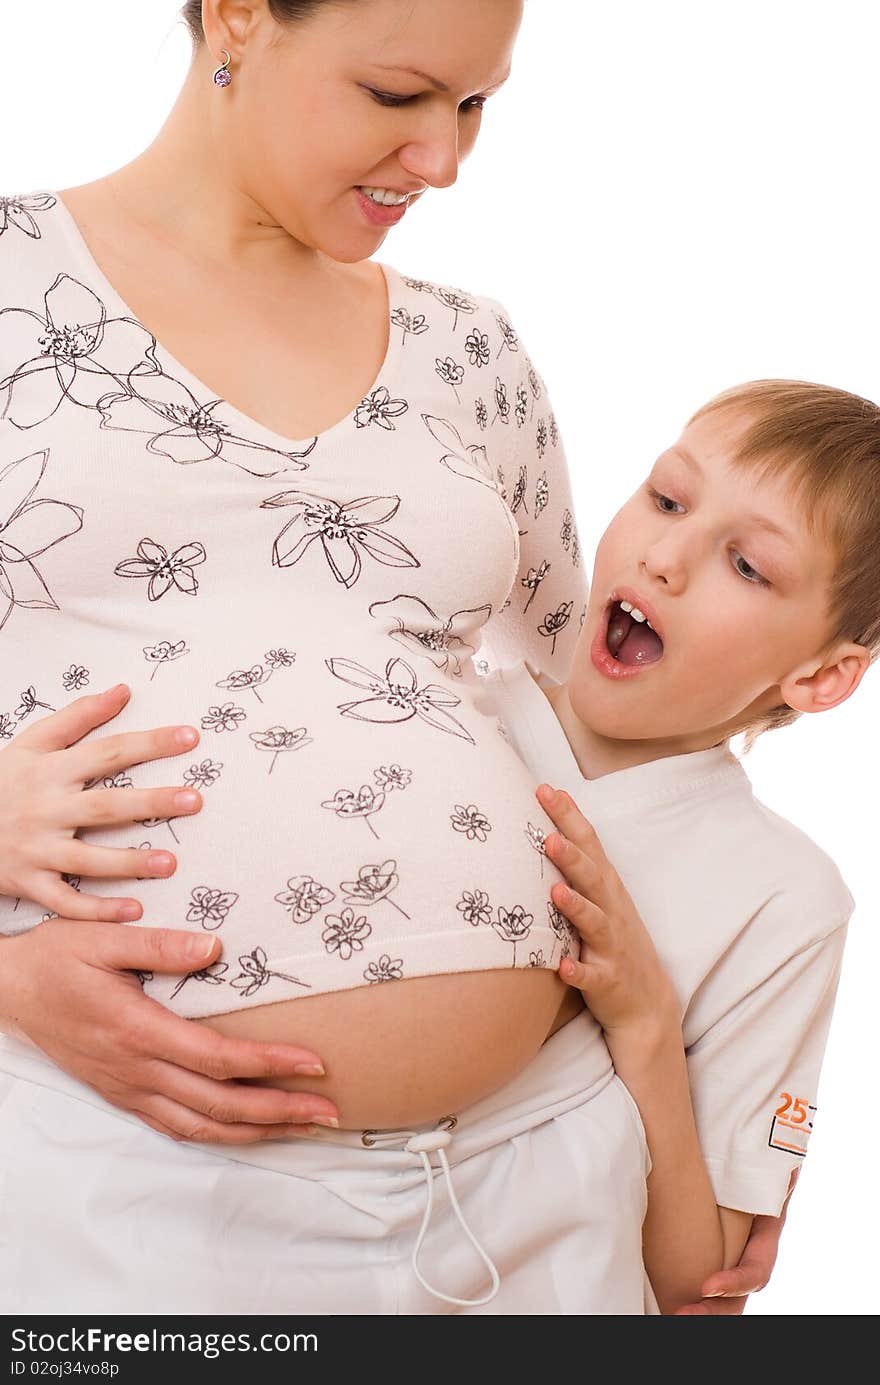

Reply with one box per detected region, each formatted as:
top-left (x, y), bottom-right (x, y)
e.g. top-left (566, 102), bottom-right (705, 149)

top-left (213, 49), bottom-right (232, 88)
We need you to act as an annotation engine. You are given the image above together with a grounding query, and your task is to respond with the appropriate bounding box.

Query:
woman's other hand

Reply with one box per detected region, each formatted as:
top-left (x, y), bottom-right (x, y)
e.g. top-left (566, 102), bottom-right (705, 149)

top-left (0, 684), bottom-right (203, 921)
top-left (0, 919), bottom-right (339, 1143)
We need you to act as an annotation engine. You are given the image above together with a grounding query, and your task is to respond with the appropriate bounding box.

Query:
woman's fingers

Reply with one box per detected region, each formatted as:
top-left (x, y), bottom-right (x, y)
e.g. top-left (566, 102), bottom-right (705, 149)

top-left (131, 1058), bottom-right (338, 1133)
top-left (61, 723), bottom-right (201, 784)
top-left (673, 1296), bottom-right (747, 1316)
top-left (12, 685), bottom-right (134, 753)
top-left (59, 785), bottom-right (201, 833)
top-left (24, 868), bottom-right (144, 922)
top-left (129, 1094), bottom-right (323, 1146)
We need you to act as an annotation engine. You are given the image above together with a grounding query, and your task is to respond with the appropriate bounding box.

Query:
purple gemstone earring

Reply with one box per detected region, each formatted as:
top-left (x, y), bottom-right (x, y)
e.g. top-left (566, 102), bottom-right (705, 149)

top-left (213, 49), bottom-right (232, 87)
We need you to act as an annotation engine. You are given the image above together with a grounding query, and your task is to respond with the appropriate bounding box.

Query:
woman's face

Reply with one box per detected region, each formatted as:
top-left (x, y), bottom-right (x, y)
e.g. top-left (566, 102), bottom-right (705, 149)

top-left (204, 0), bottom-right (523, 260)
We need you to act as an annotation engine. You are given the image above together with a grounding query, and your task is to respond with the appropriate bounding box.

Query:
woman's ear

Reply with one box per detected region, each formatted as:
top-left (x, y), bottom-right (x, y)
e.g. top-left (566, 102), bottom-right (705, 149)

top-left (778, 641), bottom-right (871, 715)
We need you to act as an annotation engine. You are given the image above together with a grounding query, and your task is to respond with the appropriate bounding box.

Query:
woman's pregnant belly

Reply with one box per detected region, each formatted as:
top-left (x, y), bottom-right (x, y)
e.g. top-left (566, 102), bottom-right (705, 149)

top-left (200, 971), bottom-right (587, 1129)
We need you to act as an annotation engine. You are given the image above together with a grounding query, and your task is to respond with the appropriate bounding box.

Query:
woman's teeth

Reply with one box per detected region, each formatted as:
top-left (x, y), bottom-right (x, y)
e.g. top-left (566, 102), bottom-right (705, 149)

top-left (360, 187), bottom-right (409, 206)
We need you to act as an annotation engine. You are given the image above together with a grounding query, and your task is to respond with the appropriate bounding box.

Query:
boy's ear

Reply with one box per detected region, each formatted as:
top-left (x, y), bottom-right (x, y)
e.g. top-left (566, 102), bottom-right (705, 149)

top-left (779, 641), bottom-right (872, 715)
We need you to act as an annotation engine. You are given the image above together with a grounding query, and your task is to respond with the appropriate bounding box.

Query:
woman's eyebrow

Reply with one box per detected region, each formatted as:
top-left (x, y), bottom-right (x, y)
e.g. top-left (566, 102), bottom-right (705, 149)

top-left (371, 64), bottom-right (511, 93)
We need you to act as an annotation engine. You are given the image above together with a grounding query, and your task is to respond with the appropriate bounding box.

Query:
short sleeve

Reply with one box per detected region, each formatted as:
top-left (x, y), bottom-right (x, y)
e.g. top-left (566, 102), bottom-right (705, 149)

top-left (473, 298), bottom-right (589, 684)
top-left (686, 924), bottom-right (849, 1217)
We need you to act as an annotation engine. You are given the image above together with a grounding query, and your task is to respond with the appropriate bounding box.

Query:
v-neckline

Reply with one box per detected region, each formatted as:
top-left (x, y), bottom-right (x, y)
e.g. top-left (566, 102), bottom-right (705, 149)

top-left (49, 190), bottom-right (401, 454)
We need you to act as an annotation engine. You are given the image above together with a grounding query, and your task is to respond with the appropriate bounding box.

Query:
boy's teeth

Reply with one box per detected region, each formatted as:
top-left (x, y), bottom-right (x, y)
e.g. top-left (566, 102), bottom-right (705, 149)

top-left (616, 598), bottom-right (654, 630)
top-left (361, 186), bottom-right (408, 206)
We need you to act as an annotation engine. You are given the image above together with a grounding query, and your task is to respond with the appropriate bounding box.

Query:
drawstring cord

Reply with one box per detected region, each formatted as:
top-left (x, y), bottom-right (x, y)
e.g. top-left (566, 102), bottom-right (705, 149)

top-left (361, 1119), bottom-right (501, 1308)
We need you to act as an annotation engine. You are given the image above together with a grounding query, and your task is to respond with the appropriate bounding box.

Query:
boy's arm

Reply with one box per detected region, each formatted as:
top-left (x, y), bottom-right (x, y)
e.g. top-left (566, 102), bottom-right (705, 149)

top-left (609, 1019), bottom-right (753, 1310)
top-left (537, 783), bottom-right (753, 1313)
top-left (675, 1171), bottom-right (797, 1314)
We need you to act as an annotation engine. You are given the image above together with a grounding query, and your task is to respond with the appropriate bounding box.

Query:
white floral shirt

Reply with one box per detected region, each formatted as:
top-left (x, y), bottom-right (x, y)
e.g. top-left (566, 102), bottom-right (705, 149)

top-left (0, 191), bottom-right (586, 1018)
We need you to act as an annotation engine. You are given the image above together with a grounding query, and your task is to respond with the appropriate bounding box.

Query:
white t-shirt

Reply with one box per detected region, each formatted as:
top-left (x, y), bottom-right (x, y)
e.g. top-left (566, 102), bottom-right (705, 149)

top-left (0, 190), bottom-right (586, 1018)
top-left (481, 658), bottom-right (855, 1217)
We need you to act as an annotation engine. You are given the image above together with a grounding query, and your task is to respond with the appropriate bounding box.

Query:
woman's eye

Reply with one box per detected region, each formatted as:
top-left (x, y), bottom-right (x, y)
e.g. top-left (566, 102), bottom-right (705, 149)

top-left (366, 88), bottom-right (486, 112)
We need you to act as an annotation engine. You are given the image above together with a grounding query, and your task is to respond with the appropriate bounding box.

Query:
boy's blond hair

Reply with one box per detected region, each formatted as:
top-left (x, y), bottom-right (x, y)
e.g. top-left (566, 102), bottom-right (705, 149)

top-left (686, 380), bottom-right (880, 754)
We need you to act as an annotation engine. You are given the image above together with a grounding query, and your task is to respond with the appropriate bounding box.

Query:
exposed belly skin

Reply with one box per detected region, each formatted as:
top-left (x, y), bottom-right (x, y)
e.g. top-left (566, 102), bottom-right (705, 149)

top-left (198, 970), bottom-right (588, 1129)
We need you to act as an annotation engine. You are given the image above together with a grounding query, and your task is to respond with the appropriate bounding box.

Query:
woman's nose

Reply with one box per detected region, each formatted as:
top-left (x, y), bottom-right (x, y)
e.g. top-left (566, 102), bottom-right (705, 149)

top-left (399, 120), bottom-right (462, 191)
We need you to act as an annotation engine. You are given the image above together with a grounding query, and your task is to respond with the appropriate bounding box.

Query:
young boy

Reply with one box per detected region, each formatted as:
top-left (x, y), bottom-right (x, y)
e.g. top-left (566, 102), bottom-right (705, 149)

top-left (478, 378), bottom-right (875, 1312)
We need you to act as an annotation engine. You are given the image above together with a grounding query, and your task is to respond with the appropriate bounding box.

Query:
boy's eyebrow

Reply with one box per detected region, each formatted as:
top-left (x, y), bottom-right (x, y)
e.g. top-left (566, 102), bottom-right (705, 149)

top-left (669, 446), bottom-right (800, 551)
top-left (372, 64), bottom-right (511, 92)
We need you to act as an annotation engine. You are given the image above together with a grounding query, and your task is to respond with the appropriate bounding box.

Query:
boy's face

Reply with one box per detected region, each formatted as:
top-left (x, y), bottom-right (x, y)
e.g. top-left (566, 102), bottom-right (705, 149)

top-left (569, 408), bottom-right (844, 745)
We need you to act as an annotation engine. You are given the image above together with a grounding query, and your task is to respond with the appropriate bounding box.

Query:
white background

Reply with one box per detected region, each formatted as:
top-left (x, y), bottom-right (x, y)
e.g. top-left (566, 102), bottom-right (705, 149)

top-left (5, 0), bottom-right (878, 1315)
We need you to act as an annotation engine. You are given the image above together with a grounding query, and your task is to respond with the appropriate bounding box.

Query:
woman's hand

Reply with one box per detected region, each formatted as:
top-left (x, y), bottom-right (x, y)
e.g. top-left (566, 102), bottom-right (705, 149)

top-left (535, 783), bottom-right (679, 1045)
top-left (0, 684), bottom-right (204, 921)
top-left (0, 919), bottom-right (339, 1143)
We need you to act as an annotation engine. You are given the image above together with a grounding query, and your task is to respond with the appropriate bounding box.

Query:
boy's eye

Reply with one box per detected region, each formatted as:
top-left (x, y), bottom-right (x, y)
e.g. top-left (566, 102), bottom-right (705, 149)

top-left (649, 487), bottom-right (770, 587)
top-left (366, 87), bottom-right (487, 112)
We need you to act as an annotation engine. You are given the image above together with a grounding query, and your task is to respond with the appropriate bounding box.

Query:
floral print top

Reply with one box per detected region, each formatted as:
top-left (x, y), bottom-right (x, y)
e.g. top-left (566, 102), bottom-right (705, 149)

top-left (0, 190), bottom-right (586, 1019)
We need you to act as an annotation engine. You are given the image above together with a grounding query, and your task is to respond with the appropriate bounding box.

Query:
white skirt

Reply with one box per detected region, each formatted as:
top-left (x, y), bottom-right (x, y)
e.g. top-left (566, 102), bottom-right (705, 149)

top-left (0, 1010), bottom-right (657, 1315)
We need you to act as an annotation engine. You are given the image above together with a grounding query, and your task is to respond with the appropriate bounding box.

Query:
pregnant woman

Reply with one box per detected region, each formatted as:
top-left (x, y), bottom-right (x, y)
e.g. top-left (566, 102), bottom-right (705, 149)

top-left (0, 0), bottom-right (781, 1314)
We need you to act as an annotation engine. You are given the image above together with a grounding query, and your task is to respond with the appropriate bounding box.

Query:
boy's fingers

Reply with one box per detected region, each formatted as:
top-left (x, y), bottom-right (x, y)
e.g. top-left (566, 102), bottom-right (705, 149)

top-left (537, 785), bottom-right (608, 862)
top-left (674, 1297), bottom-right (747, 1316)
top-left (551, 881), bottom-right (609, 951)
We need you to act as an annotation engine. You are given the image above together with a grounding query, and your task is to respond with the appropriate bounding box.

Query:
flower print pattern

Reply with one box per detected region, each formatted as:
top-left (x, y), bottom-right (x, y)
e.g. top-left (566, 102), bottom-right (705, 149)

top-left (525, 822), bottom-right (548, 879)
top-left (182, 758), bottom-right (223, 790)
top-left (0, 450), bottom-right (83, 632)
top-left (368, 593), bottom-right (491, 678)
top-left (144, 639), bottom-right (190, 680)
top-left (457, 889), bottom-right (493, 927)
top-left (13, 685), bottom-right (55, 721)
top-left (83, 769), bottom-right (133, 792)
top-left (326, 655), bottom-right (475, 744)
top-left (492, 377), bottom-right (511, 427)
top-left (364, 954), bottom-right (404, 983)
top-left (249, 724), bottom-right (313, 773)
top-left (493, 313), bottom-right (519, 358)
top-left (450, 804), bottom-right (493, 842)
top-left (0, 275), bottom-right (159, 430)
top-left (353, 385), bottom-right (409, 431)
top-left (372, 763), bottom-right (412, 792)
top-left (61, 665), bottom-right (89, 691)
top-left (528, 950), bottom-right (546, 968)
top-left (435, 356), bottom-right (464, 403)
top-left (390, 307), bottom-right (429, 344)
top-left (0, 193), bottom-right (56, 239)
top-left (96, 372), bottom-right (317, 477)
top-left (549, 414), bottom-right (559, 447)
top-left (170, 960), bottom-right (229, 1001)
top-left (265, 648), bottom-right (296, 669)
top-left (547, 900), bottom-right (574, 963)
top-left (492, 904), bottom-right (534, 966)
top-left (231, 947), bottom-right (311, 998)
top-left (186, 885), bottom-right (239, 931)
top-left (339, 859), bottom-right (411, 919)
top-left (322, 784), bottom-right (386, 840)
top-left (510, 465), bottom-right (529, 519)
top-left (114, 537), bottom-right (206, 601)
top-left (464, 328), bottom-right (490, 369)
top-left (534, 471), bottom-right (549, 519)
top-left (433, 288), bottom-right (477, 332)
top-left (201, 703), bottom-right (247, 733)
top-left (475, 397), bottom-right (488, 430)
top-left (259, 489), bottom-right (420, 589)
top-left (538, 601), bottom-right (573, 656)
top-left (275, 874), bottom-right (335, 924)
top-left (560, 508), bottom-right (573, 552)
top-left (322, 908), bottom-right (373, 960)
top-left (536, 419), bottom-right (548, 459)
top-left (579, 601), bottom-right (587, 630)
top-left (522, 559), bottom-right (550, 613)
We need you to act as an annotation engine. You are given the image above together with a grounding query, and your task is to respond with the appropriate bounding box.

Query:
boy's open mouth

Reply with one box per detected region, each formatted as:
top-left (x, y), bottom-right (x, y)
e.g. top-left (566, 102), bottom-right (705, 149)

top-left (604, 598), bottom-right (665, 666)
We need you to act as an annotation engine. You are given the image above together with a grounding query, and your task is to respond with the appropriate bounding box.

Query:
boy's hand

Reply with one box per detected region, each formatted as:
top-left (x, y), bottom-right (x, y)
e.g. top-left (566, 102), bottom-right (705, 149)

top-left (536, 783), bottom-right (679, 1044)
top-left (674, 1169), bottom-right (798, 1314)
